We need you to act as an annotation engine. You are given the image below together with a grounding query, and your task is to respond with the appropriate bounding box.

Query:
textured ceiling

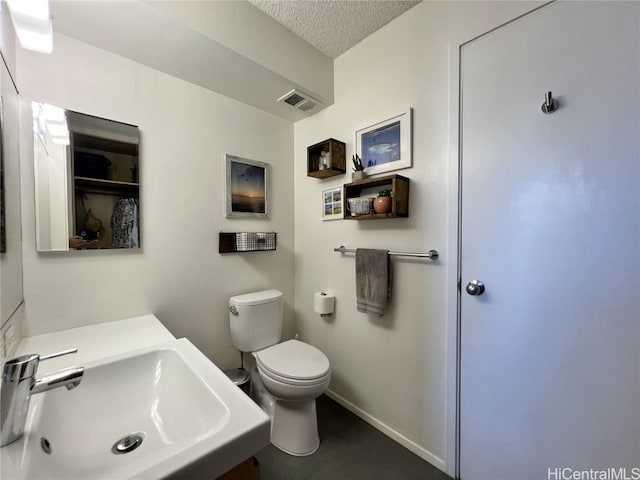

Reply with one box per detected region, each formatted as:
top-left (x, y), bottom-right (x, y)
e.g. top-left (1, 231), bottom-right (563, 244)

top-left (248, 0), bottom-right (421, 58)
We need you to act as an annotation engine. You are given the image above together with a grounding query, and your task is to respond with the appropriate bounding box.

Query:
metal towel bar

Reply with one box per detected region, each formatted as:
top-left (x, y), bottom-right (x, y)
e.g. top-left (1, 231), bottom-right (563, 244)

top-left (333, 246), bottom-right (438, 259)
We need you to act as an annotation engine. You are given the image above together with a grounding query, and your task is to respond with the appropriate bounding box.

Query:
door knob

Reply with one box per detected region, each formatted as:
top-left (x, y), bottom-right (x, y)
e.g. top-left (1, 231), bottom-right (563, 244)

top-left (466, 280), bottom-right (485, 296)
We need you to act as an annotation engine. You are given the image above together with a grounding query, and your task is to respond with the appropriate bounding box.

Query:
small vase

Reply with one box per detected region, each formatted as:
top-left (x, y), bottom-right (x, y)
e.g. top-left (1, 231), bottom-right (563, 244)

top-left (373, 196), bottom-right (392, 214)
top-left (352, 171), bottom-right (366, 182)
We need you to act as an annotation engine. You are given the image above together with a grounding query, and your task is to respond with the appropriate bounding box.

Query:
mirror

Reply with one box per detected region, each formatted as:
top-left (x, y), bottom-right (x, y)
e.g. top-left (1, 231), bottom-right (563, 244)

top-left (1, 95), bottom-right (5, 254)
top-left (1, 54), bottom-right (24, 327)
top-left (32, 103), bottom-right (140, 251)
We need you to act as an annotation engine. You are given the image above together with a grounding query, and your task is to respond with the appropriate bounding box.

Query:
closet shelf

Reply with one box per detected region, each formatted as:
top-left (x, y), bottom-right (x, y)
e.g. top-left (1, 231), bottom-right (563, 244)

top-left (75, 176), bottom-right (139, 189)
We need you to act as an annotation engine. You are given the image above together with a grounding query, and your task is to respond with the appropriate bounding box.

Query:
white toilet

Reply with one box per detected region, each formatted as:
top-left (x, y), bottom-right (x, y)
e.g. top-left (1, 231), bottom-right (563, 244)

top-left (229, 289), bottom-right (331, 456)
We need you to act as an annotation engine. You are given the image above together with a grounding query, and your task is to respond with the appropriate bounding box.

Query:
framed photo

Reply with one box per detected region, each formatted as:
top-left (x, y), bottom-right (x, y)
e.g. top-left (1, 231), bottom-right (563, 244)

top-left (322, 186), bottom-right (343, 221)
top-left (226, 154), bottom-right (269, 218)
top-left (356, 107), bottom-right (412, 176)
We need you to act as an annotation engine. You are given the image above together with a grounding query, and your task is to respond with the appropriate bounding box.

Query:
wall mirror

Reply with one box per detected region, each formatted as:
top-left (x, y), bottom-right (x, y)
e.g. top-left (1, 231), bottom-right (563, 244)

top-left (1, 95), bottom-right (5, 254)
top-left (32, 103), bottom-right (140, 252)
top-left (2, 55), bottom-right (24, 328)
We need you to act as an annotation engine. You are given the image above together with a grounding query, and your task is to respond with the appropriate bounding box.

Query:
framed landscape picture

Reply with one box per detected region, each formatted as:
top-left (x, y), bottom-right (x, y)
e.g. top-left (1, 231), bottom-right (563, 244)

top-left (225, 154), bottom-right (269, 218)
top-left (322, 186), bottom-right (343, 221)
top-left (356, 107), bottom-right (412, 176)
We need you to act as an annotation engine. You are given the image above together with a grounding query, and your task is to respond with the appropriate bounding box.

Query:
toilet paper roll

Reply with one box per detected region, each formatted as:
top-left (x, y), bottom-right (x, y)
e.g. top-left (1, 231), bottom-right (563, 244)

top-left (314, 292), bottom-right (335, 315)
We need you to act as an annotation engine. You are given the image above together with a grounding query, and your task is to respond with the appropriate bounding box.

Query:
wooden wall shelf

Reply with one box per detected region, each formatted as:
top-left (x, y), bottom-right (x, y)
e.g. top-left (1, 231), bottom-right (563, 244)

top-left (343, 174), bottom-right (409, 220)
top-left (307, 138), bottom-right (346, 179)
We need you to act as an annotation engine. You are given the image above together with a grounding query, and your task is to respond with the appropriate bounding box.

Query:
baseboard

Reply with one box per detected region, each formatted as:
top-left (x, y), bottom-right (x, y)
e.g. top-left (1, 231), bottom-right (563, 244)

top-left (324, 389), bottom-right (447, 473)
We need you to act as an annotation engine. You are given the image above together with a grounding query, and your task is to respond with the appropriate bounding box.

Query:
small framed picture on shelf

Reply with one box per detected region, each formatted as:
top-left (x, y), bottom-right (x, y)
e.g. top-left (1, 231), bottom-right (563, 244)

top-left (225, 154), bottom-right (269, 218)
top-left (322, 186), bottom-right (343, 221)
top-left (356, 107), bottom-right (412, 176)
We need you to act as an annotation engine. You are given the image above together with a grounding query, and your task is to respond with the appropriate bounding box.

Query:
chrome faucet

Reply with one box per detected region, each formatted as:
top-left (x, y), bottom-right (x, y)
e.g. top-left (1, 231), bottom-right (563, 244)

top-left (1, 348), bottom-right (84, 447)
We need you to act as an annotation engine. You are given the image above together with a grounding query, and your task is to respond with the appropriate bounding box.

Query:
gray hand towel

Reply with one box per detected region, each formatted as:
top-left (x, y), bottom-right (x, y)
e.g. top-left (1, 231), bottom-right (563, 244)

top-left (356, 248), bottom-right (391, 316)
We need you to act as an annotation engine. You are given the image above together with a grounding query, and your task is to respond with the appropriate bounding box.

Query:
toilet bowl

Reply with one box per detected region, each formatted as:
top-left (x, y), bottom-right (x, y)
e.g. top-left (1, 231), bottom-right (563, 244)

top-left (229, 290), bottom-right (331, 456)
top-left (253, 339), bottom-right (330, 455)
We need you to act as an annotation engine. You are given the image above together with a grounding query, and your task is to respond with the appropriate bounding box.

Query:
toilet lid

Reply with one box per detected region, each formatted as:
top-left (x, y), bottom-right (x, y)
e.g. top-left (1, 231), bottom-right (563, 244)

top-left (255, 339), bottom-right (330, 381)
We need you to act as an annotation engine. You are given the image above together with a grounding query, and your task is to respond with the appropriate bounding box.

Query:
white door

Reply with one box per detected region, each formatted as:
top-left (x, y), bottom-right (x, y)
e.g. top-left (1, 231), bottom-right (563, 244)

top-left (459, 2), bottom-right (640, 479)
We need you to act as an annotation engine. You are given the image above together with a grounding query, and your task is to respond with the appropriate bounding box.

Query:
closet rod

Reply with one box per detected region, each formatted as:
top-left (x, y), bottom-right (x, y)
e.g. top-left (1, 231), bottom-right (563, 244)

top-left (333, 246), bottom-right (438, 260)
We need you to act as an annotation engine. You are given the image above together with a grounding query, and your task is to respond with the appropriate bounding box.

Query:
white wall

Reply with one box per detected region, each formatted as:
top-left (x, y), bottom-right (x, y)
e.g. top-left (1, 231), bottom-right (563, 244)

top-left (294, 1), bottom-right (540, 471)
top-left (18, 33), bottom-right (295, 368)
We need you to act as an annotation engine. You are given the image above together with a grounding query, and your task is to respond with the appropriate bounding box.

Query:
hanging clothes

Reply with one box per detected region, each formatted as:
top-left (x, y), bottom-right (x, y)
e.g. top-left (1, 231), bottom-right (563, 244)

top-left (111, 198), bottom-right (139, 248)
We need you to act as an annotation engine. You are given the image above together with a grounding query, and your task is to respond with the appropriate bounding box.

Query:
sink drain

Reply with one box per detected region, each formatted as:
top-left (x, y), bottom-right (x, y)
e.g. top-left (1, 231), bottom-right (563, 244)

top-left (112, 433), bottom-right (145, 455)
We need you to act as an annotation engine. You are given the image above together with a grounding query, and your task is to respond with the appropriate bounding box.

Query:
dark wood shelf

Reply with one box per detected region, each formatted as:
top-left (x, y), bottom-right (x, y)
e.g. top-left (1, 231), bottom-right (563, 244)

top-left (307, 138), bottom-right (346, 178)
top-left (343, 174), bottom-right (409, 220)
top-left (345, 212), bottom-right (400, 220)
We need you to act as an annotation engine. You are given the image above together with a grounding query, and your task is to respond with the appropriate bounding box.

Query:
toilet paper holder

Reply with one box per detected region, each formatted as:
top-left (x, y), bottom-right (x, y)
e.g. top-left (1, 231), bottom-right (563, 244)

top-left (314, 292), bottom-right (335, 317)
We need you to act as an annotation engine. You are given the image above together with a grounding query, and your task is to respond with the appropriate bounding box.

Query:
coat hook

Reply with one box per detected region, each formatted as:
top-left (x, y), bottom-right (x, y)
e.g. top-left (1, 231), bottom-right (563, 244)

top-left (541, 91), bottom-right (558, 114)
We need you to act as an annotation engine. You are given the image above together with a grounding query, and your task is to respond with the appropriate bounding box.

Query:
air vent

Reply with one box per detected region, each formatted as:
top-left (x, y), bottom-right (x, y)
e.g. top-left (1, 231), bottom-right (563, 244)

top-left (277, 89), bottom-right (321, 112)
top-left (283, 92), bottom-right (305, 106)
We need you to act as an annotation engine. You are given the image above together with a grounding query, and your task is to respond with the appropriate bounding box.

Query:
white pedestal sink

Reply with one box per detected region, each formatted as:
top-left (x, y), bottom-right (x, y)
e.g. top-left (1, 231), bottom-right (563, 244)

top-left (1, 338), bottom-right (270, 479)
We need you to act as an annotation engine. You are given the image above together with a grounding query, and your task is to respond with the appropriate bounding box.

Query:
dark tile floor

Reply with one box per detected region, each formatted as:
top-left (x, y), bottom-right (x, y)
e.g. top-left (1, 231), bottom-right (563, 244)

top-left (255, 395), bottom-right (453, 480)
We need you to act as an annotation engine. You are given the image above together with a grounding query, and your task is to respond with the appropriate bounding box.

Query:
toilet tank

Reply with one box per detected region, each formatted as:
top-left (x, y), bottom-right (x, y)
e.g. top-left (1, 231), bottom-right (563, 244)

top-left (230, 289), bottom-right (283, 352)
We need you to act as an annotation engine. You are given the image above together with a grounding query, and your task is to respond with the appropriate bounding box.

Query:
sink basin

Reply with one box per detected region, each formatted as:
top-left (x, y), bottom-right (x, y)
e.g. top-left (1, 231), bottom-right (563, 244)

top-left (1, 338), bottom-right (270, 479)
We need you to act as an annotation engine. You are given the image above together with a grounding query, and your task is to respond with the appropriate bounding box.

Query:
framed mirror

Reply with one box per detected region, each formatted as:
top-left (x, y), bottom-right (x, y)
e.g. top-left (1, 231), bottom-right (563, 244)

top-left (32, 103), bottom-right (140, 251)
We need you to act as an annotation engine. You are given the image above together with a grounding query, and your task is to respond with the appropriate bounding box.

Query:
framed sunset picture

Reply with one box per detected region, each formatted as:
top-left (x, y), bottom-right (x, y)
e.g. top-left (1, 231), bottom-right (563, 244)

top-left (225, 154), bottom-right (269, 218)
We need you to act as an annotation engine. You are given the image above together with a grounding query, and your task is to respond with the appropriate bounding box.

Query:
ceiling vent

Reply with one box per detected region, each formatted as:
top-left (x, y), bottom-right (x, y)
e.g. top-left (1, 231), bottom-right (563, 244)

top-left (277, 89), bottom-right (321, 112)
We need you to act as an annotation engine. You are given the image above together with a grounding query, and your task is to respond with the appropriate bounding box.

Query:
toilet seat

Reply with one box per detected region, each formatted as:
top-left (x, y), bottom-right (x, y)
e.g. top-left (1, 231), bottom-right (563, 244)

top-left (257, 363), bottom-right (330, 388)
top-left (255, 340), bottom-right (330, 385)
